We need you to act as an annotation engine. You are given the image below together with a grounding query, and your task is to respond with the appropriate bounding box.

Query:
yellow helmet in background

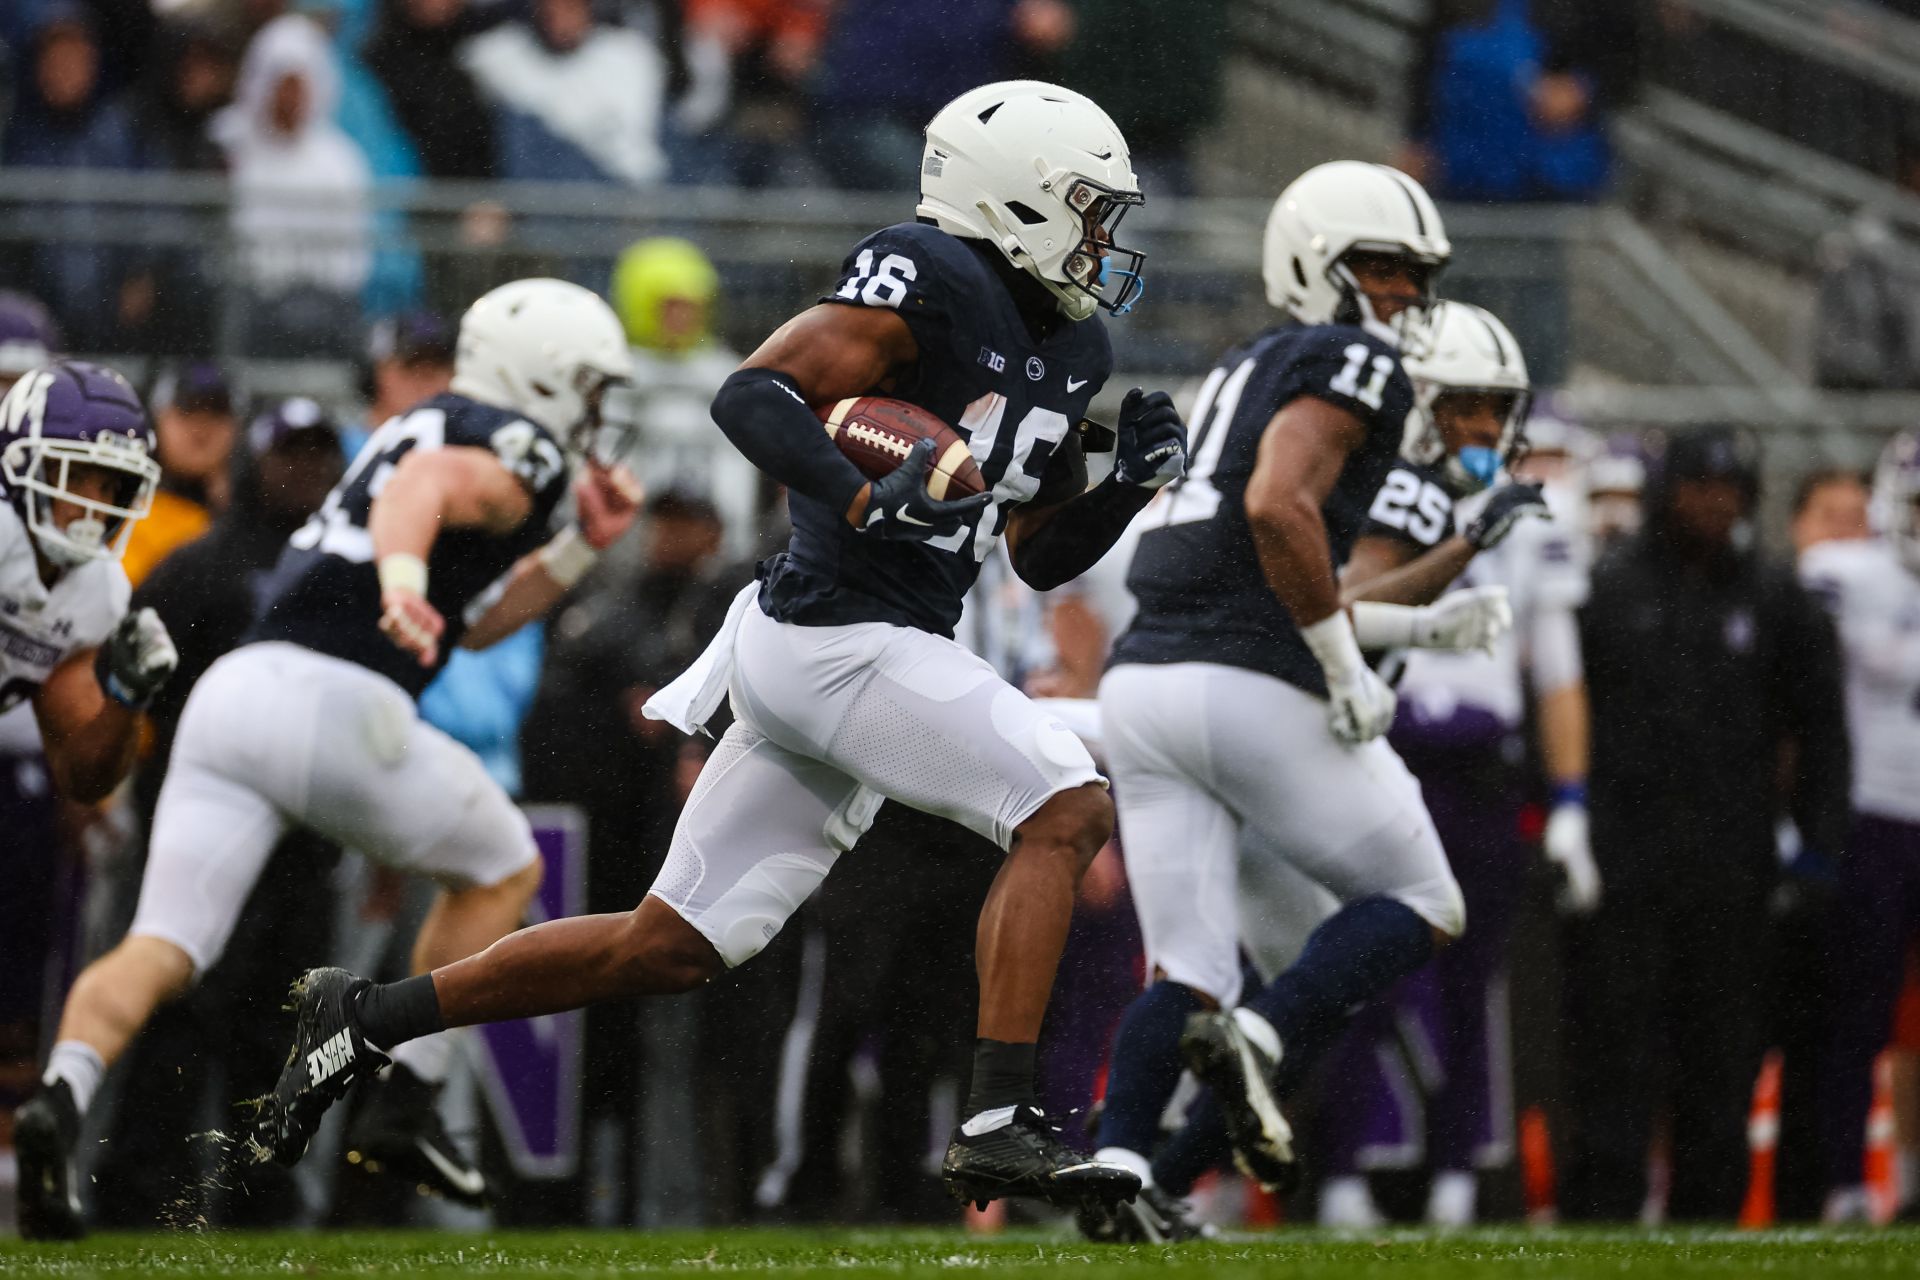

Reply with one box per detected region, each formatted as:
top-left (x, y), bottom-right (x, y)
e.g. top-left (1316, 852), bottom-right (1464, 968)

top-left (611, 237), bottom-right (720, 353)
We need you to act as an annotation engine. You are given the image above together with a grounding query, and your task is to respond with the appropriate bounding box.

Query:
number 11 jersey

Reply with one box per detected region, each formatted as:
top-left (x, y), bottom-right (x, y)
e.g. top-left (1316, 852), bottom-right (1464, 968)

top-left (1114, 322), bottom-right (1414, 698)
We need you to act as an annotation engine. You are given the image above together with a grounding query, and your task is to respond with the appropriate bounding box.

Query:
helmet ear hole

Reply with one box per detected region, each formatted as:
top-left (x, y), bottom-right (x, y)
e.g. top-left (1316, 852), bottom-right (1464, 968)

top-left (1292, 257), bottom-right (1308, 289)
top-left (1005, 201), bottom-right (1051, 226)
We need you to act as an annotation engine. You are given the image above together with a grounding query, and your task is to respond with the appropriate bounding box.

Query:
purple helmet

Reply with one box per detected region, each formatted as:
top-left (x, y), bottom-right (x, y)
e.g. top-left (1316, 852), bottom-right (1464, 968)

top-left (0, 291), bottom-right (60, 382)
top-left (1875, 432), bottom-right (1920, 574)
top-left (1, 360), bottom-right (160, 568)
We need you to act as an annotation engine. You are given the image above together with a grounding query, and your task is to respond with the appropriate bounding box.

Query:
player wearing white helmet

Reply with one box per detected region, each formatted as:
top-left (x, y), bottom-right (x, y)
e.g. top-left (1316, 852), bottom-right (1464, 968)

top-left (16, 280), bottom-right (643, 1240)
top-left (1083, 172), bottom-right (1541, 1241)
top-left (250, 81), bottom-right (1184, 1216)
top-left (1804, 434), bottom-right (1920, 1224)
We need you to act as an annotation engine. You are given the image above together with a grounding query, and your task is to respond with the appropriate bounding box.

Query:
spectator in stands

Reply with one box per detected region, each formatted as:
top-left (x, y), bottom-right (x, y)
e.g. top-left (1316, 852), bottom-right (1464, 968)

top-left (461, 0), bottom-right (670, 185)
top-left (122, 360), bottom-right (238, 587)
top-left (1793, 468), bottom-right (1874, 556)
top-left (362, 0), bottom-right (504, 179)
top-left (1057, 0), bottom-right (1226, 197)
top-left (349, 309), bottom-right (457, 450)
top-left (134, 17), bottom-right (236, 172)
top-left (678, 0), bottom-right (826, 187)
top-left (1562, 428), bottom-right (1850, 1222)
top-left (608, 237), bottom-right (761, 563)
top-left (1814, 213), bottom-right (1920, 392)
top-left (212, 12), bottom-right (373, 358)
top-left (1402, 0), bottom-right (1639, 203)
top-left (1, 4), bottom-right (147, 351)
top-left (807, 0), bottom-right (1074, 191)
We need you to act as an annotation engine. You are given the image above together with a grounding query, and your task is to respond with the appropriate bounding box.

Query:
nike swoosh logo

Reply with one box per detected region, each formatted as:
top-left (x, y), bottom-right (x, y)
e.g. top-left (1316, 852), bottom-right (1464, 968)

top-left (418, 1137), bottom-right (487, 1197)
top-left (1067, 377), bottom-right (1089, 393)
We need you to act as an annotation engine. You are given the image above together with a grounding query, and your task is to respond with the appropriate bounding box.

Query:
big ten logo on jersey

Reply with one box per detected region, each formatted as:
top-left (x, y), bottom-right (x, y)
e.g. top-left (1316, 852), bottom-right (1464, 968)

top-left (1369, 470), bottom-right (1452, 545)
top-left (925, 391), bottom-right (1070, 561)
top-left (1153, 356), bottom-right (1256, 528)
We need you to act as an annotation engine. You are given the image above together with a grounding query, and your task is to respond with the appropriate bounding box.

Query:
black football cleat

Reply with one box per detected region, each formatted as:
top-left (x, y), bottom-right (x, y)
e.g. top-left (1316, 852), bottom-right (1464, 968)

top-left (247, 967), bottom-right (389, 1166)
top-left (1076, 1182), bottom-right (1210, 1243)
top-left (941, 1105), bottom-right (1141, 1211)
top-left (345, 1063), bottom-right (489, 1207)
top-left (16, 1080), bottom-right (86, 1241)
top-left (1178, 1010), bottom-right (1300, 1194)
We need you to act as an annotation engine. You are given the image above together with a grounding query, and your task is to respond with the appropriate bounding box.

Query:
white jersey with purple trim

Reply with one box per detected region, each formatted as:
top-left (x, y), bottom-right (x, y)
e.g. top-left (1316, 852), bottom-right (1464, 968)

top-left (1799, 537), bottom-right (1920, 824)
top-left (0, 496), bottom-right (129, 718)
top-left (1396, 485), bottom-right (1589, 729)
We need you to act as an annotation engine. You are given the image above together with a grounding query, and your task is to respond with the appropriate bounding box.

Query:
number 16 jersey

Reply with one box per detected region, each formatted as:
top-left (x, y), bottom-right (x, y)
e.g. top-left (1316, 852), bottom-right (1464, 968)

top-left (1114, 322), bottom-right (1414, 698)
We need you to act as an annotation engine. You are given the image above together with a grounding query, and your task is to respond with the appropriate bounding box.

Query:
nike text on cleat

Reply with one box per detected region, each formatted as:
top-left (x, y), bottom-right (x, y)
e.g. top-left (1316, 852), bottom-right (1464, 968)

top-left (249, 967), bottom-right (389, 1167)
top-left (1178, 1011), bottom-right (1300, 1194)
top-left (1076, 1182), bottom-right (1211, 1243)
top-left (345, 1063), bottom-right (490, 1207)
top-left (940, 1105), bottom-right (1141, 1211)
top-left (16, 1080), bottom-right (86, 1241)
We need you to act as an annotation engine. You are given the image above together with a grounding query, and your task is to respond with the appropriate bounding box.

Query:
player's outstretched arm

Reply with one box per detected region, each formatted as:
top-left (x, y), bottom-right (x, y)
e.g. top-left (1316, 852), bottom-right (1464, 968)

top-left (1342, 532), bottom-right (1476, 608)
top-left (33, 610), bottom-right (177, 803)
top-left (460, 462), bottom-right (643, 651)
top-left (712, 303), bottom-right (918, 527)
top-left (368, 446), bottom-right (534, 666)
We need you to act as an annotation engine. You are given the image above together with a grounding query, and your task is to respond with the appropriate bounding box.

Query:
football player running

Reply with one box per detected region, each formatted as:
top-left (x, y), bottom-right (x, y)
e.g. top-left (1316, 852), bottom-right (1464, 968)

top-left (250, 80), bottom-right (1185, 1215)
top-left (15, 280), bottom-right (641, 1241)
top-left (1081, 167), bottom-right (1542, 1239)
top-left (1806, 434), bottom-right (1920, 1224)
top-left (0, 361), bottom-right (173, 805)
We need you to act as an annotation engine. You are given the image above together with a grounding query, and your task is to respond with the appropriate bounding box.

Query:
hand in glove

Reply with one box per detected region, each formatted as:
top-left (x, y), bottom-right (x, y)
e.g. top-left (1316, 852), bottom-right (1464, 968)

top-left (1303, 611), bottom-right (1397, 745)
top-left (1111, 388), bottom-right (1188, 490)
top-left (93, 607), bottom-right (177, 711)
top-left (861, 438), bottom-right (992, 541)
top-left (1463, 481), bottom-right (1550, 551)
top-left (1543, 788), bottom-right (1602, 915)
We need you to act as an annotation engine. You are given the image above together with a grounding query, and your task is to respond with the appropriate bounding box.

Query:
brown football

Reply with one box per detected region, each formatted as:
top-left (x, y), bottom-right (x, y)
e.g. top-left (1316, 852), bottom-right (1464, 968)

top-left (818, 396), bottom-right (986, 500)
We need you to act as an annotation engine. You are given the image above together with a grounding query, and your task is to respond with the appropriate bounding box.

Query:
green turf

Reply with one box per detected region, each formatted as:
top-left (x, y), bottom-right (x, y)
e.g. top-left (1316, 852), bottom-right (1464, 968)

top-left (4, 1228), bottom-right (1920, 1278)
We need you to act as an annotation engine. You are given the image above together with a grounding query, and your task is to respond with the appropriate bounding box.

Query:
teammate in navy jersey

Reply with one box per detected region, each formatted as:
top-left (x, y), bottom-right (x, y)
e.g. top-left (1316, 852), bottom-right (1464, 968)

top-left (252, 81), bottom-right (1188, 1213)
top-left (1083, 164), bottom-right (1534, 1240)
top-left (18, 280), bottom-right (642, 1240)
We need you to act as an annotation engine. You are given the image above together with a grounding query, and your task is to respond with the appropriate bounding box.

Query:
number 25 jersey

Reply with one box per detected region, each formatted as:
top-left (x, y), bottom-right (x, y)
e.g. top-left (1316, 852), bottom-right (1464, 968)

top-left (1114, 323), bottom-right (1414, 698)
top-left (248, 393), bottom-right (570, 699)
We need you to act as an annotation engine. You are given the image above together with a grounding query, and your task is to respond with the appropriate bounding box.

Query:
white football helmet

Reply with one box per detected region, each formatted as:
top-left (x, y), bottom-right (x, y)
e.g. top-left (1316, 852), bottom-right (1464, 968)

top-left (1873, 431), bottom-right (1920, 574)
top-left (1401, 301), bottom-right (1532, 493)
top-left (450, 279), bottom-right (634, 462)
top-left (918, 80), bottom-right (1145, 322)
top-left (1264, 161), bottom-right (1450, 350)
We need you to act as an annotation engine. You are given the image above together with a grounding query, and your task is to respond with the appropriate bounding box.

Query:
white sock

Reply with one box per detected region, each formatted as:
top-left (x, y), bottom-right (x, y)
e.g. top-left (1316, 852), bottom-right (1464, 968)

top-left (1427, 1168), bottom-right (1478, 1227)
top-left (43, 1041), bottom-right (106, 1116)
top-left (1094, 1145), bottom-right (1154, 1187)
top-left (1231, 1006), bottom-right (1283, 1062)
top-left (1319, 1174), bottom-right (1382, 1229)
top-left (388, 1028), bottom-right (462, 1086)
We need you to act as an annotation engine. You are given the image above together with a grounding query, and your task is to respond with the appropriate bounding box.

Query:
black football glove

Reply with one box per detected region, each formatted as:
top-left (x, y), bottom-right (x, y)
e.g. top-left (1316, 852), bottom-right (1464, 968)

top-left (1463, 481), bottom-right (1549, 550)
top-left (1111, 388), bottom-right (1188, 490)
top-left (93, 607), bottom-right (177, 711)
top-left (861, 437), bottom-right (992, 542)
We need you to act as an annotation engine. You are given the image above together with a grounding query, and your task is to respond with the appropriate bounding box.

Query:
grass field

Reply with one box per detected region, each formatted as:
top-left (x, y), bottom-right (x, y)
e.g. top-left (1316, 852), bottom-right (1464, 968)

top-left (4, 1228), bottom-right (1920, 1278)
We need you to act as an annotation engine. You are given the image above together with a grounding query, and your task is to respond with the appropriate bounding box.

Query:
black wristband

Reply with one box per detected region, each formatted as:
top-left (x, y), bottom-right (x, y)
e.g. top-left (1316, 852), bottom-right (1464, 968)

top-left (709, 369), bottom-right (870, 516)
top-left (1010, 475), bottom-right (1156, 591)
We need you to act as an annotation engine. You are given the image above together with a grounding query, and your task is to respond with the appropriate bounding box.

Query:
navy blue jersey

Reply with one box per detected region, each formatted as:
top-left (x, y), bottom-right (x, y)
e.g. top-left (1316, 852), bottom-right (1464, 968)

top-left (248, 393), bottom-right (570, 698)
top-left (1361, 459), bottom-right (1460, 552)
top-left (758, 222), bottom-right (1111, 636)
top-left (1113, 323), bottom-right (1415, 696)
